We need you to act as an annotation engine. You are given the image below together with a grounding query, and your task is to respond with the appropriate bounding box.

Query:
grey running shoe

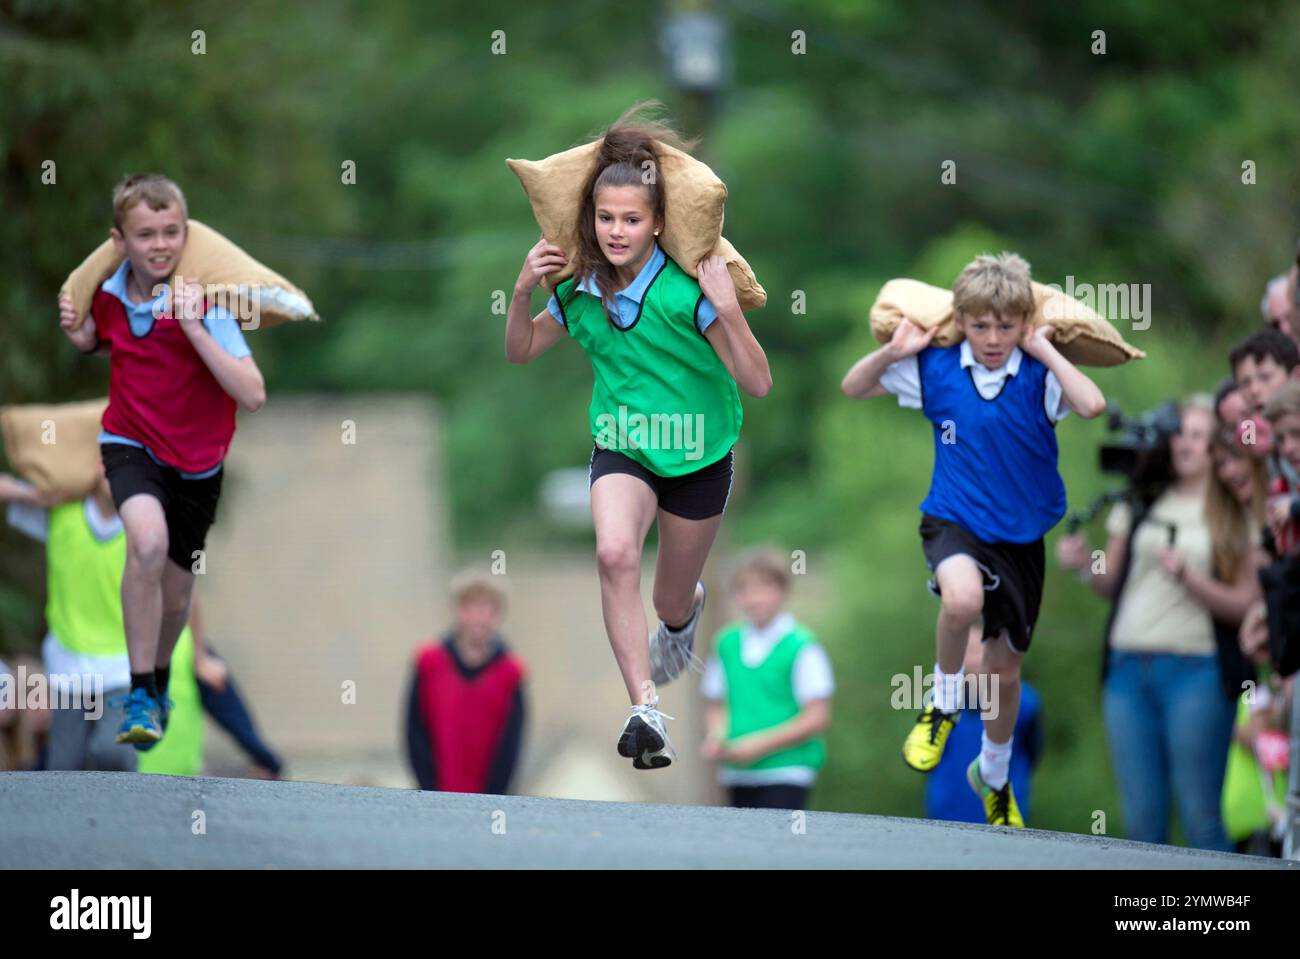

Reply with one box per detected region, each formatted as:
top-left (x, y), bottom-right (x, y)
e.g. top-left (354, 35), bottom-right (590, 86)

top-left (648, 580), bottom-right (706, 685)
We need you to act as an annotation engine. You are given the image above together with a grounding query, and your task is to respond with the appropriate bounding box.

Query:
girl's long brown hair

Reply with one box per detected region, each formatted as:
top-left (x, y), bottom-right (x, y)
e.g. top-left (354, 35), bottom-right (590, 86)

top-left (1205, 424), bottom-right (1266, 582)
top-left (563, 101), bottom-right (698, 317)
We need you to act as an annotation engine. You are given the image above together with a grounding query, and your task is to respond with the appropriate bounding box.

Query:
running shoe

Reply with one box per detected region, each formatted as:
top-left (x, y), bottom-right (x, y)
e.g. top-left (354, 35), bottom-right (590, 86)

top-left (616, 697), bottom-right (676, 770)
top-left (648, 580), bottom-right (706, 685)
top-left (114, 687), bottom-right (163, 746)
top-left (967, 757), bottom-right (1025, 827)
top-left (901, 703), bottom-right (959, 772)
top-left (134, 692), bottom-right (174, 752)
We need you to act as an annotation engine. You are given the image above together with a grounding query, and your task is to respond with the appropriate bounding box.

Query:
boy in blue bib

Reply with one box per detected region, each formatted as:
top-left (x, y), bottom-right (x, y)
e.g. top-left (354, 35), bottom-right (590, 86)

top-left (842, 252), bottom-right (1106, 826)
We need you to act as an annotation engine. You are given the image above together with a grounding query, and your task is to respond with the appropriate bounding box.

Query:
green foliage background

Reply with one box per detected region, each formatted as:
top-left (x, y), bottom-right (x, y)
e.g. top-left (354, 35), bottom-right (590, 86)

top-left (2, 0), bottom-right (1296, 833)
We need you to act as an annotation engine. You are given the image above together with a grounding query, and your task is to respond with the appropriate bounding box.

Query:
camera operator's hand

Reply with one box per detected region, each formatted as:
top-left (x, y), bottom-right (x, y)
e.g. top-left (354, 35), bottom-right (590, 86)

top-left (1157, 546), bottom-right (1188, 584)
top-left (1055, 533), bottom-right (1091, 571)
top-left (1020, 323), bottom-right (1056, 360)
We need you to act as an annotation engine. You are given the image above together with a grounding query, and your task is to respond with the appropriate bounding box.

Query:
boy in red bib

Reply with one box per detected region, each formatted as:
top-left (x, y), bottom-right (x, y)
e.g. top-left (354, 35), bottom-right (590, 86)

top-left (59, 174), bottom-right (266, 748)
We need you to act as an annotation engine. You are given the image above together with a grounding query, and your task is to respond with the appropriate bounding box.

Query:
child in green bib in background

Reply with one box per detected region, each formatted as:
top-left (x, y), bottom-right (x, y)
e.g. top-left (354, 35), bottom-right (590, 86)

top-left (700, 547), bottom-right (833, 809)
top-left (505, 102), bottom-right (772, 769)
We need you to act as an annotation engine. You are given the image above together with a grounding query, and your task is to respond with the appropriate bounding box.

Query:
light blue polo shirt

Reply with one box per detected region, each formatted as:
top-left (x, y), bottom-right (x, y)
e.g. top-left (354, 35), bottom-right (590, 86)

top-left (97, 260), bottom-right (252, 479)
top-left (546, 243), bottom-right (719, 331)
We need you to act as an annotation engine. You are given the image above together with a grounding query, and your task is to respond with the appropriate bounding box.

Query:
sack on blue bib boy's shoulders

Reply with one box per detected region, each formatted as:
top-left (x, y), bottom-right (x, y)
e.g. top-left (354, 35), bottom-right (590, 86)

top-left (869, 277), bottom-right (1146, 367)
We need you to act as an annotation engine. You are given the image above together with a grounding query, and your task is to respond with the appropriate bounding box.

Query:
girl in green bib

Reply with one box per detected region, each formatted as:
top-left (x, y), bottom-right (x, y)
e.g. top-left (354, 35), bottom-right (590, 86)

top-left (505, 104), bottom-right (772, 769)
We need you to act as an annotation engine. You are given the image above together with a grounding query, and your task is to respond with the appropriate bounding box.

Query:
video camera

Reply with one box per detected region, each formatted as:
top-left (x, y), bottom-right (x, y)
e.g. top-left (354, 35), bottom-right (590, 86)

top-left (1065, 400), bottom-right (1182, 533)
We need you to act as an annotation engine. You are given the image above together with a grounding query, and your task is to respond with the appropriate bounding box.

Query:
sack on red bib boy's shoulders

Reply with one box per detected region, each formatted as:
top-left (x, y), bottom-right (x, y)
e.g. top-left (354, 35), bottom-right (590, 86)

top-left (61, 220), bottom-right (318, 333)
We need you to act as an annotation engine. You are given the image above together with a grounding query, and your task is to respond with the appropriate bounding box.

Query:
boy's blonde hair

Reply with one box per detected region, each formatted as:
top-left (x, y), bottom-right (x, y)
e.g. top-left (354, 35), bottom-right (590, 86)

top-left (1263, 379), bottom-right (1300, 423)
top-left (732, 546), bottom-right (792, 593)
top-left (112, 173), bottom-right (188, 231)
top-left (952, 252), bottom-right (1035, 320)
top-left (448, 570), bottom-right (508, 613)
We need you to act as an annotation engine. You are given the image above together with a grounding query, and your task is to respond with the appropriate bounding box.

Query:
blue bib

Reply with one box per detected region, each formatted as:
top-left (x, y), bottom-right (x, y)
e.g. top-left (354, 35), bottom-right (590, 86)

top-left (917, 345), bottom-right (1066, 543)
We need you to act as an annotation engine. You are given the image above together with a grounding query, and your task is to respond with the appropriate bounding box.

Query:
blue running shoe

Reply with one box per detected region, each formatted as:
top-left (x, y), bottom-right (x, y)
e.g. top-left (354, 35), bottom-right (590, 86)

top-left (114, 687), bottom-right (163, 746)
top-left (134, 692), bottom-right (174, 752)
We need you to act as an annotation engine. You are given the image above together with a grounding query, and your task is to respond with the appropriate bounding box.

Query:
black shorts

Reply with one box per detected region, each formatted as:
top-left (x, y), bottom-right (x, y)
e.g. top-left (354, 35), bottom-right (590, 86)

top-left (728, 784), bottom-right (810, 810)
top-left (101, 442), bottom-right (224, 572)
top-left (588, 445), bottom-right (734, 520)
top-left (919, 513), bottom-right (1045, 653)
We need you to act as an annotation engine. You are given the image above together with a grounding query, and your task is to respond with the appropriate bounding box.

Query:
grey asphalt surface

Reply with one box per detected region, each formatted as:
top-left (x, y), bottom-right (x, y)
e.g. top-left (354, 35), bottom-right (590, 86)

top-left (1, 771), bottom-right (1294, 869)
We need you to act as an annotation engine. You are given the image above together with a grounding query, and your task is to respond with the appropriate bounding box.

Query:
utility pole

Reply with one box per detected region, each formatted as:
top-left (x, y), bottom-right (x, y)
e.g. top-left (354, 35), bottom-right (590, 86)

top-left (661, 0), bottom-right (732, 807)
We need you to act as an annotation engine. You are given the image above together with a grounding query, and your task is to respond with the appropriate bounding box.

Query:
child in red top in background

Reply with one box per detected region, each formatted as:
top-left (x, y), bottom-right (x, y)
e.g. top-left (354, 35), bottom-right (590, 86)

top-left (59, 174), bottom-right (266, 748)
top-left (405, 572), bottom-right (526, 795)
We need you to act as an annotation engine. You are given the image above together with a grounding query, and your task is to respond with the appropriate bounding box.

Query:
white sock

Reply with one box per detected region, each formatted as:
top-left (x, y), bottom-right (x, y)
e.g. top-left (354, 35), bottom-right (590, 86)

top-left (933, 665), bottom-right (965, 713)
top-left (979, 731), bottom-right (1013, 789)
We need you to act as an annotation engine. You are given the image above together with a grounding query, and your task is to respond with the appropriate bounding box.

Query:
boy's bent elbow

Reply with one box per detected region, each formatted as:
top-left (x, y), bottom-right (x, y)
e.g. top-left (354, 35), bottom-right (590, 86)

top-left (747, 375), bottom-right (773, 399)
top-left (1079, 396), bottom-right (1107, 420)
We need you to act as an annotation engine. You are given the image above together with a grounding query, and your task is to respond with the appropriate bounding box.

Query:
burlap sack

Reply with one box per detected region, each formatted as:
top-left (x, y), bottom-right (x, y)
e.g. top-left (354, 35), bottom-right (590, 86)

top-left (869, 278), bottom-right (1145, 367)
top-left (0, 399), bottom-right (109, 499)
top-left (62, 220), bottom-right (317, 332)
top-left (507, 139), bottom-right (767, 310)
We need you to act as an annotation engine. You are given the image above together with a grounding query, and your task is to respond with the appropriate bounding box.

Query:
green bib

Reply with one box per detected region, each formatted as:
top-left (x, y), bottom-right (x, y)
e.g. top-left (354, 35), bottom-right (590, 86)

top-left (46, 501), bottom-right (128, 656)
top-left (717, 621), bottom-right (827, 773)
top-left (1221, 692), bottom-right (1287, 841)
top-left (555, 257), bottom-right (742, 477)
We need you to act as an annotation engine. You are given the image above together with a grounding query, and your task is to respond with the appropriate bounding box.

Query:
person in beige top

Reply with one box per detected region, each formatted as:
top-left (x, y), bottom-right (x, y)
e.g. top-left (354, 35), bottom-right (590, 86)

top-left (1057, 395), bottom-right (1262, 851)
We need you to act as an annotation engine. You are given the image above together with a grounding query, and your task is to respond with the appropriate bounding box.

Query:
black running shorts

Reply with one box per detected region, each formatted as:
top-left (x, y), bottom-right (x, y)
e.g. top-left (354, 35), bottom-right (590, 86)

top-left (919, 512), bottom-right (1046, 653)
top-left (588, 445), bottom-right (734, 520)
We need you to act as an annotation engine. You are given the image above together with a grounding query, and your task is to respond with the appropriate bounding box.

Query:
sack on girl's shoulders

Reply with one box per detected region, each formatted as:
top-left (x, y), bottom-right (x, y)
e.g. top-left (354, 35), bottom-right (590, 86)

top-left (62, 220), bottom-right (318, 332)
top-left (0, 398), bottom-right (108, 500)
top-left (869, 278), bottom-right (1145, 367)
top-left (507, 139), bottom-right (766, 310)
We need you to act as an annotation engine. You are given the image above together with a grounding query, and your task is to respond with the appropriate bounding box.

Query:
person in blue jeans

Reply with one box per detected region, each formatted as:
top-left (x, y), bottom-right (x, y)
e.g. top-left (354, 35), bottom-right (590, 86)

top-left (926, 630), bottom-right (1042, 824)
top-left (1057, 396), bottom-right (1262, 851)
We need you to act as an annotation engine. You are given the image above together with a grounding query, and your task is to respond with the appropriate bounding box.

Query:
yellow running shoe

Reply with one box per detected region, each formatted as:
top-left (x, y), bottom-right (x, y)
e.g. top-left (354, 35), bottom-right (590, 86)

top-left (967, 757), bottom-right (1025, 827)
top-left (901, 704), bottom-right (959, 772)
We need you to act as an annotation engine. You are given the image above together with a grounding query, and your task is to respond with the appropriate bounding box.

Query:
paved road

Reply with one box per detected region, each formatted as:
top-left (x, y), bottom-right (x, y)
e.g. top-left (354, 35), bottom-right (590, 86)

top-left (1, 772), bottom-right (1292, 869)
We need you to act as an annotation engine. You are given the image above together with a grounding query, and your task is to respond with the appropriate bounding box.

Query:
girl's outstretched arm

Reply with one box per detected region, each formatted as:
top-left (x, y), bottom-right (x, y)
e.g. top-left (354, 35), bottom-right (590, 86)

top-left (699, 256), bottom-right (772, 398)
top-left (506, 238), bottom-right (568, 364)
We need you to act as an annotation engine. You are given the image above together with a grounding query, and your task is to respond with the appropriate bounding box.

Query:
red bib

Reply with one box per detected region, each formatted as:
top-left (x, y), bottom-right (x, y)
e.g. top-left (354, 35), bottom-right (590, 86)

top-left (416, 642), bottom-right (523, 793)
top-left (95, 288), bottom-right (237, 473)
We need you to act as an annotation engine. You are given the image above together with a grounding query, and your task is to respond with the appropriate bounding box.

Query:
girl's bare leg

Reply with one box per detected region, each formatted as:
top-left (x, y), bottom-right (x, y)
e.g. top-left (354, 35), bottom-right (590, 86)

top-left (591, 473), bottom-right (660, 705)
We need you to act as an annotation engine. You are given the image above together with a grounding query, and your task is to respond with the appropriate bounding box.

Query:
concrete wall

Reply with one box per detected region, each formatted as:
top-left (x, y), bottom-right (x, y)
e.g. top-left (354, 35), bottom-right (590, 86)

top-left (200, 395), bottom-right (443, 775)
top-left (198, 396), bottom-right (825, 808)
